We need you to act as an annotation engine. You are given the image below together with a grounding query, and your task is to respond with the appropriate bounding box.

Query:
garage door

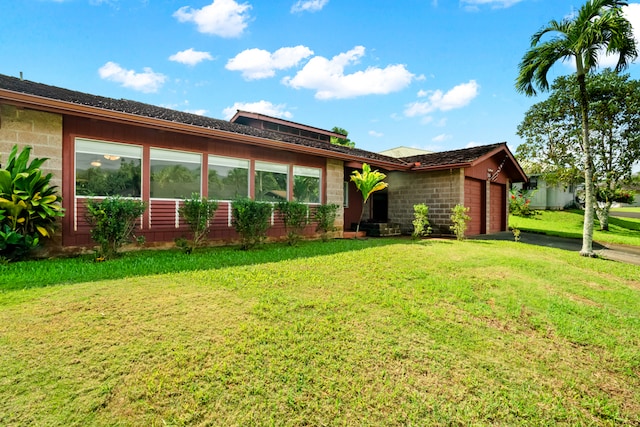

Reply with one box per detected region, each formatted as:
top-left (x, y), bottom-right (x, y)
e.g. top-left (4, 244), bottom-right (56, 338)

top-left (489, 182), bottom-right (506, 233)
top-left (464, 178), bottom-right (485, 235)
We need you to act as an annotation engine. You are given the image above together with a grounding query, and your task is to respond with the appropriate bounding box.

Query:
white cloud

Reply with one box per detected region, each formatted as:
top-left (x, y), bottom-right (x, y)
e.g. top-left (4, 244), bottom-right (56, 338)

top-left (185, 109), bottom-right (208, 116)
top-left (174, 0), bottom-right (251, 38)
top-left (283, 46), bottom-right (415, 100)
top-left (466, 141), bottom-right (483, 148)
top-left (404, 80), bottom-right (480, 117)
top-left (461, 0), bottom-right (522, 10)
top-left (368, 130), bottom-right (384, 137)
top-left (222, 100), bottom-right (293, 120)
top-left (226, 46), bottom-right (314, 80)
top-left (291, 0), bottom-right (328, 13)
top-left (565, 3), bottom-right (640, 69)
top-left (599, 3), bottom-right (640, 67)
top-left (169, 48), bottom-right (214, 66)
top-left (98, 62), bottom-right (167, 93)
top-left (432, 133), bottom-right (452, 142)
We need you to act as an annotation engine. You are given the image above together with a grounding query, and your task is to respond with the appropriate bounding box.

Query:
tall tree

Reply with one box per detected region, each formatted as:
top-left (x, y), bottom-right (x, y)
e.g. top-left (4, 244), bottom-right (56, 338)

top-left (515, 0), bottom-right (637, 257)
top-left (331, 126), bottom-right (356, 148)
top-left (517, 70), bottom-right (640, 230)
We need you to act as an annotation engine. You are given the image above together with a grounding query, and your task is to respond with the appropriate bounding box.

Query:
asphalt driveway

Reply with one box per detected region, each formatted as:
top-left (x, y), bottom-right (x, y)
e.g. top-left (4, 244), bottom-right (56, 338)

top-left (475, 231), bottom-right (640, 266)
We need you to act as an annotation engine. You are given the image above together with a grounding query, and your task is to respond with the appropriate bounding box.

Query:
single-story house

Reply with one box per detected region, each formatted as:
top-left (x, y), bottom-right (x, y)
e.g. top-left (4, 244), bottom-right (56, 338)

top-left (0, 73), bottom-right (527, 252)
top-left (511, 174), bottom-right (577, 210)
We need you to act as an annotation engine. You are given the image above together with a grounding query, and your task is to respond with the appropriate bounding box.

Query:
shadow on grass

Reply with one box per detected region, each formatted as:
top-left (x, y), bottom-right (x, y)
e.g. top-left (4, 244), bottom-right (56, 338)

top-left (608, 216), bottom-right (640, 232)
top-left (1, 238), bottom-right (413, 291)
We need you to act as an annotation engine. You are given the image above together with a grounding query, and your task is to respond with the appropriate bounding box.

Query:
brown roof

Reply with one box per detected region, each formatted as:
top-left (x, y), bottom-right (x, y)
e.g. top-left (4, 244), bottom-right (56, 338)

top-left (0, 73), bottom-right (407, 169)
top-left (403, 143), bottom-right (506, 168)
top-left (0, 73), bottom-right (525, 181)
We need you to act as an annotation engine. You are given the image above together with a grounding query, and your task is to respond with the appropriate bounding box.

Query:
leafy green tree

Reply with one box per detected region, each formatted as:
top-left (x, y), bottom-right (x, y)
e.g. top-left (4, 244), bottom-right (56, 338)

top-left (314, 203), bottom-right (339, 242)
top-left (231, 198), bottom-right (272, 250)
top-left (517, 70), bottom-right (640, 229)
top-left (178, 193), bottom-right (219, 251)
top-left (276, 200), bottom-right (309, 246)
top-left (450, 204), bottom-right (471, 241)
top-left (350, 163), bottom-right (388, 235)
top-left (85, 196), bottom-right (146, 260)
top-left (515, 0), bottom-right (637, 256)
top-left (412, 203), bottom-right (432, 239)
top-left (330, 126), bottom-right (356, 148)
top-left (0, 145), bottom-right (64, 260)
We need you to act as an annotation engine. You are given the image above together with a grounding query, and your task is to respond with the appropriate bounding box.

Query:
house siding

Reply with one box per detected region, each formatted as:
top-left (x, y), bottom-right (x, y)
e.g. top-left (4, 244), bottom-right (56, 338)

top-left (387, 168), bottom-right (464, 234)
top-left (326, 159), bottom-right (345, 236)
top-left (61, 115), bottom-right (331, 248)
top-left (0, 104), bottom-right (63, 191)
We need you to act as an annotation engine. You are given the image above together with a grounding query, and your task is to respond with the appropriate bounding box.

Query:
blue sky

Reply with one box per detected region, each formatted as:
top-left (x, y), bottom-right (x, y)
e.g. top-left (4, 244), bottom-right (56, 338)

top-left (2, 0), bottom-right (640, 156)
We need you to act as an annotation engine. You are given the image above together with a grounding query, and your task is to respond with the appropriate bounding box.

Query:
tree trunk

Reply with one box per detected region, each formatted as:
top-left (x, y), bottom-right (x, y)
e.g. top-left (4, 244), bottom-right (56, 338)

top-left (356, 202), bottom-right (365, 236)
top-left (577, 72), bottom-right (596, 257)
top-left (595, 201), bottom-right (611, 231)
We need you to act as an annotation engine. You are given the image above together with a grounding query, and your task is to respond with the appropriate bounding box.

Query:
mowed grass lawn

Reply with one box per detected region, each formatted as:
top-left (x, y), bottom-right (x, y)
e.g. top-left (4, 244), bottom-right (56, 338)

top-left (510, 209), bottom-right (640, 247)
top-left (1, 238), bottom-right (639, 426)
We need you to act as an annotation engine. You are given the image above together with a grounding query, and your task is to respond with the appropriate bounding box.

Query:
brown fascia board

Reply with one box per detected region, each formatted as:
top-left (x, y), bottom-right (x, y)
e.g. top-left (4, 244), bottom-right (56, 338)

top-left (231, 110), bottom-right (347, 138)
top-left (470, 143), bottom-right (528, 182)
top-left (1, 88), bottom-right (409, 171)
top-left (411, 162), bottom-right (471, 172)
top-left (410, 143), bottom-right (528, 181)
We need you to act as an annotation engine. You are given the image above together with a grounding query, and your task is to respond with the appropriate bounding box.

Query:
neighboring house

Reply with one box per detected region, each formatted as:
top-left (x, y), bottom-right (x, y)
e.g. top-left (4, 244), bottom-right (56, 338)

top-left (512, 175), bottom-right (577, 210)
top-left (379, 146), bottom-right (433, 158)
top-left (0, 74), bottom-right (527, 253)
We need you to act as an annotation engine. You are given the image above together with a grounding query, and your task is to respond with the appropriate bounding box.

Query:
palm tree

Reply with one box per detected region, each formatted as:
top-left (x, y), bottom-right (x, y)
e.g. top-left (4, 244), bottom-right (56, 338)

top-left (350, 163), bottom-right (388, 236)
top-left (515, 0), bottom-right (637, 257)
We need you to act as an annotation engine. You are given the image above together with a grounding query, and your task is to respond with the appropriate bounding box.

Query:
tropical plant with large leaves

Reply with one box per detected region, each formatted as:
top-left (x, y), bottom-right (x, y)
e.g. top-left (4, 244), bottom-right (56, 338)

top-left (515, 0), bottom-right (637, 257)
top-left (0, 145), bottom-right (64, 260)
top-left (350, 163), bottom-right (388, 235)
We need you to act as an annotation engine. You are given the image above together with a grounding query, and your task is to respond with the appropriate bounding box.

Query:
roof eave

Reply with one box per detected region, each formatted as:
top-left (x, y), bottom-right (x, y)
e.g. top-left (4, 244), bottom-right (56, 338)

top-left (0, 88), bottom-right (409, 170)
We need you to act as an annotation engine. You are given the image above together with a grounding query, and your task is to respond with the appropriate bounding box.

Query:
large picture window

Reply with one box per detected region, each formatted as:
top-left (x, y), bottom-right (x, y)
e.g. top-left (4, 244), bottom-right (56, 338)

top-left (75, 139), bottom-right (142, 197)
top-left (254, 161), bottom-right (288, 202)
top-left (150, 148), bottom-right (201, 199)
top-left (293, 166), bottom-right (321, 204)
top-left (208, 155), bottom-right (249, 200)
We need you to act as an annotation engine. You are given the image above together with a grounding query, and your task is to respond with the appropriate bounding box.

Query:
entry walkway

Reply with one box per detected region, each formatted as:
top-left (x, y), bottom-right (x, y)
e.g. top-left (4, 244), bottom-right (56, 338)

top-left (474, 231), bottom-right (640, 266)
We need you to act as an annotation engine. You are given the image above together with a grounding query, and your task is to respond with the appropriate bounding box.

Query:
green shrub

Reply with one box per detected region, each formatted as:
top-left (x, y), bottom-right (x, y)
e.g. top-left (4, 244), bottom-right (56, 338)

top-left (314, 203), bottom-right (339, 242)
top-left (276, 201), bottom-right (309, 246)
top-left (509, 188), bottom-right (538, 217)
top-left (450, 204), bottom-right (471, 241)
top-left (231, 198), bottom-right (272, 250)
top-left (86, 197), bottom-right (146, 259)
top-left (0, 145), bottom-right (64, 261)
top-left (178, 193), bottom-right (218, 252)
top-left (412, 203), bottom-right (432, 239)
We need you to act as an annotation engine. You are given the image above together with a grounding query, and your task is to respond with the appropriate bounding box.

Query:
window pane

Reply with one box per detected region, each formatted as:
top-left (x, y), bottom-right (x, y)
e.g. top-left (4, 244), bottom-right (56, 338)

top-left (255, 162), bottom-right (288, 202)
top-left (75, 139), bottom-right (142, 197)
top-left (293, 166), bottom-right (321, 204)
top-left (208, 155), bottom-right (249, 200)
top-left (150, 148), bottom-right (201, 199)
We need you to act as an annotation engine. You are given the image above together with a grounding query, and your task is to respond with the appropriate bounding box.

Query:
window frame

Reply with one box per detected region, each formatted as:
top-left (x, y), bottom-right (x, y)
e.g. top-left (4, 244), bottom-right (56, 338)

top-left (254, 160), bottom-right (289, 202)
top-left (149, 147), bottom-right (202, 200)
top-left (292, 165), bottom-right (322, 204)
top-left (207, 154), bottom-right (250, 201)
top-left (74, 138), bottom-right (143, 198)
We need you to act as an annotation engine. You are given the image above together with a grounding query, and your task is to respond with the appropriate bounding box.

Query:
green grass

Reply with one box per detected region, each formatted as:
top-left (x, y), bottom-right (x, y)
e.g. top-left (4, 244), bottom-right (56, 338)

top-left (611, 207), bottom-right (640, 213)
top-left (1, 239), bottom-right (639, 425)
top-left (510, 209), bottom-right (640, 246)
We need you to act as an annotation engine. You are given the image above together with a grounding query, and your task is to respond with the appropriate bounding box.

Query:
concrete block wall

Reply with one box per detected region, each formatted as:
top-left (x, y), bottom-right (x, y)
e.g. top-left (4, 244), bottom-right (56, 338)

top-left (325, 158), bottom-right (345, 235)
top-left (0, 104), bottom-right (64, 192)
top-left (387, 168), bottom-right (464, 234)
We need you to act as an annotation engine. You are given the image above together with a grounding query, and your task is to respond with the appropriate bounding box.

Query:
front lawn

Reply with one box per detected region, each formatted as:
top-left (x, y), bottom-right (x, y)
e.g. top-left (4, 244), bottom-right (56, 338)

top-left (1, 239), bottom-right (639, 425)
top-left (510, 209), bottom-right (640, 246)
